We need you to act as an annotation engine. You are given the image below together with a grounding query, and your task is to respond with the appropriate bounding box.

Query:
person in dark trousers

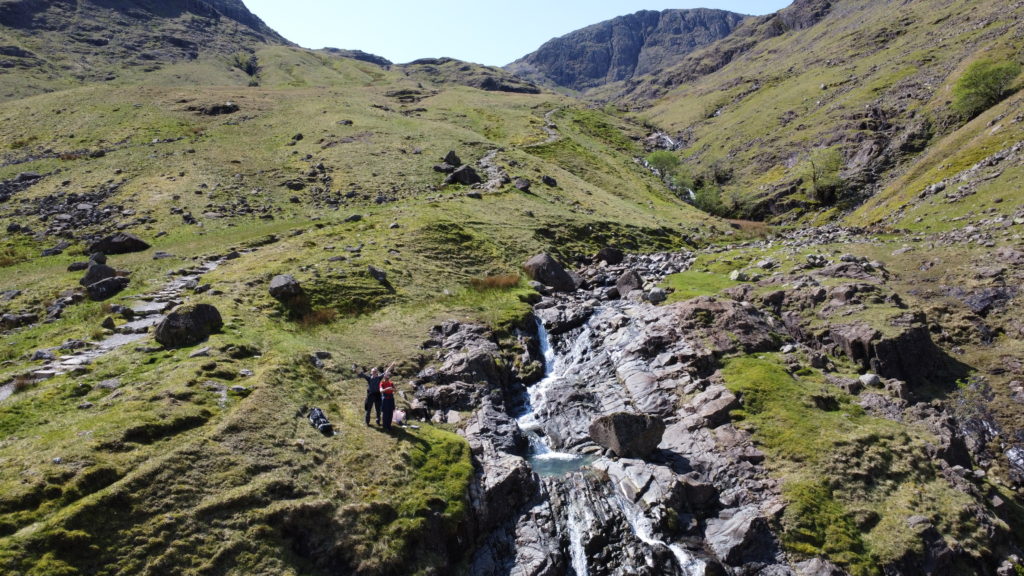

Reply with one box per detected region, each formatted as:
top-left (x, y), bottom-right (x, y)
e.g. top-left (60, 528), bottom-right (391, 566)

top-left (355, 361), bottom-right (394, 426)
top-left (379, 375), bottom-right (397, 431)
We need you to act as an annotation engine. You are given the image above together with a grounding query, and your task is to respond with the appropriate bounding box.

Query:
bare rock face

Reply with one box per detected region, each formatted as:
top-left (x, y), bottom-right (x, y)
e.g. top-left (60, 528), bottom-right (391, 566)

top-left (523, 253), bottom-right (577, 293)
top-left (829, 317), bottom-right (944, 385)
top-left (588, 412), bottom-right (665, 458)
top-left (669, 296), bottom-right (783, 355)
top-left (154, 303), bottom-right (223, 348)
top-left (506, 8), bottom-right (745, 91)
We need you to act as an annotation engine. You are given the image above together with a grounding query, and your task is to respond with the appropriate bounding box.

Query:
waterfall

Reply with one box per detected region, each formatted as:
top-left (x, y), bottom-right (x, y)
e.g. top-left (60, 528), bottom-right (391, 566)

top-left (516, 317), bottom-right (595, 476)
top-left (514, 311), bottom-right (705, 576)
top-left (567, 499), bottom-right (590, 576)
top-left (616, 496), bottom-right (705, 575)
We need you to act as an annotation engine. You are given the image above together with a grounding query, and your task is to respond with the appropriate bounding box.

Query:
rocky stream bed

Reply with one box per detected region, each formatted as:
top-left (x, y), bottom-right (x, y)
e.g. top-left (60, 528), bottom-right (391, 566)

top-left (411, 242), bottom-right (1023, 575)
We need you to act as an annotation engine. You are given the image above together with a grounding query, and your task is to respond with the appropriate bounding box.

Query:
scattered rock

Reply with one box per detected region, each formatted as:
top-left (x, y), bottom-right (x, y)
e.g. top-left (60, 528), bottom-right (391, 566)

top-left (1, 312), bottom-right (38, 329)
top-left (443, 150), bottom-right (462, 166)
top-left (86, 276), bottom-right (130, 301)
top-left (367, 265), bottom-right (388, 284)
top-left (79, 263), bottom-right (117, 287)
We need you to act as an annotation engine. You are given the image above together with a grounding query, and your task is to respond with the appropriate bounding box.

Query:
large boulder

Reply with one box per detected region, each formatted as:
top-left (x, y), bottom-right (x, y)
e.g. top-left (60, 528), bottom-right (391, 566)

top-left (79, 263), bottom-right (117, 287)
top-left (88, 233), bottom-right (150, 255)
top-left (595, 246), bottom-right (625, 265)
top-left (615, 270), bottom-right (644, 298)
top-left (268, 274), bottom-right (310, 317)
top-left (86, 276), bottom-right (130, 301)
top-left (154, 303), bottom-right (223, 348)
top-left (444, 165), bottom-right (482, 186)
top-left (588, 412), bottom-right (665, 458)
top-left (705, 507), bottom-right (778, 566)
top-left (523, 253), bottom-right (577, 292)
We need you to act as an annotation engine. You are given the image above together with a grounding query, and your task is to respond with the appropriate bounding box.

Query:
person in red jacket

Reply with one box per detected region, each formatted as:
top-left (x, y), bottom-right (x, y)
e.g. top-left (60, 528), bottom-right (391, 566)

top-left (379, 375), bottom-right (397, 431)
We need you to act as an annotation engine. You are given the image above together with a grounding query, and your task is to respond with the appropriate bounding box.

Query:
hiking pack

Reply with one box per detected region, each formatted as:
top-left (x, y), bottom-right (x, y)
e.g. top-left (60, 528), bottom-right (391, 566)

top-left (308, 407), bottom-right (334, 435)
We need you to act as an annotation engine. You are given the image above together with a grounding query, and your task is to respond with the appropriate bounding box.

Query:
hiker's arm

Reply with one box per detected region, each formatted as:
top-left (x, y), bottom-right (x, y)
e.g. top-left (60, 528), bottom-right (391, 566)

top-left (384, 360), bottom-right (397, 377)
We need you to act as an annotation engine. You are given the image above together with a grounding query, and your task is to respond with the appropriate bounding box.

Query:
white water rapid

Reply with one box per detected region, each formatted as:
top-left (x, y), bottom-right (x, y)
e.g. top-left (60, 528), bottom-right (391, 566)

top-left (617, 496), bottom-right (705, 574)
top-left (516, 318), bottom-right (595, 476)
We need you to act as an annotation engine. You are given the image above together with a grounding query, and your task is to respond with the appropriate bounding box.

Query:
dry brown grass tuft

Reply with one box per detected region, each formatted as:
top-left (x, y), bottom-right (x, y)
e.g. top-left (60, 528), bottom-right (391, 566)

top-left (12, 374), bottom-right (35, 392)
top-left (469, 274), bottom-right (520, 291)
top-left (300, 308), bottom-right (338, 328)
top-left (727, 219), bottom-right (770, 238)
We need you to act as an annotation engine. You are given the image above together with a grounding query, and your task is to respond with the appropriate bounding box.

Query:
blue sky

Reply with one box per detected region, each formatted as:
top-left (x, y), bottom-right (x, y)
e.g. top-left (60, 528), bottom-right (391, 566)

top-left (242, 1), bottom-right (792, 66)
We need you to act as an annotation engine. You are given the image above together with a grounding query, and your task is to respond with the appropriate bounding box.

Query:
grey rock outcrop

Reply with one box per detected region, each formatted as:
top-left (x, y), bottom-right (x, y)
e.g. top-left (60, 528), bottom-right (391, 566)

top-left (829, 319), bottom-right (943, 385)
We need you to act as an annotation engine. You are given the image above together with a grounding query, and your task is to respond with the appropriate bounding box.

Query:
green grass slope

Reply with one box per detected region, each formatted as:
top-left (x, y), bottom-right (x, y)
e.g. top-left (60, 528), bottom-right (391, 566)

top-left (614, 0), bottom-right (1021, 223)
top-left (0, 45), bottom-right (719, 575)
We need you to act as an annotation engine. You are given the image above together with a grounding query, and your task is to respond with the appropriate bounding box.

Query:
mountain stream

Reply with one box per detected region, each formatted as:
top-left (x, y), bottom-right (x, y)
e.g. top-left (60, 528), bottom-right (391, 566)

top-left (514, 306), bottom-right (705, 576)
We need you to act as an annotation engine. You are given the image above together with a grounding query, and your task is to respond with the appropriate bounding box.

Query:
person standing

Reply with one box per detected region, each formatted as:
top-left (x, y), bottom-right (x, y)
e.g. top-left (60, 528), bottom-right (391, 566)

top-left (355, 361), bottom-right (394, 426)
top-left (379, 375), bottom-right (397, 432)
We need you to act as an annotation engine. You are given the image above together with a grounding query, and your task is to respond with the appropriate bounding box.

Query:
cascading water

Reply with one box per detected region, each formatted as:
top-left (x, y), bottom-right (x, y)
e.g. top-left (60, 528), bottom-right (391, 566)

top-left (516, 317), bottom-right (596, 477)
top-left (616, 496), bottom-right (705, 574)
top-left (515, 311), bottom-right (706, 576)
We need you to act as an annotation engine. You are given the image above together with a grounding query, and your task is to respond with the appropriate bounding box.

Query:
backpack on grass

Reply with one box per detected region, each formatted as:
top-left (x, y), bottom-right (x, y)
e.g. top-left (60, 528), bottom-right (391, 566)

top-left (308, 407), bottom-right (334, 435)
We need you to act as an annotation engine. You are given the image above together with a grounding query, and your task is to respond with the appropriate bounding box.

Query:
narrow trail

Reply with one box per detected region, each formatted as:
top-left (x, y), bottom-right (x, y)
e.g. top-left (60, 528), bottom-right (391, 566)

top-left (541, 108), bottom-right (561, 144)
top-left (4, 250), bottom-right (250, 397)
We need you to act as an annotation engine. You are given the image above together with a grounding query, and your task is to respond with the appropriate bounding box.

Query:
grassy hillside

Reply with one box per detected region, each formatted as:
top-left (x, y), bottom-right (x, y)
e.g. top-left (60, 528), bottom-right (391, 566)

top-left (609, 0), bottom-right (1022, 223)
top-left (0, 45), bottom-right (717, 575)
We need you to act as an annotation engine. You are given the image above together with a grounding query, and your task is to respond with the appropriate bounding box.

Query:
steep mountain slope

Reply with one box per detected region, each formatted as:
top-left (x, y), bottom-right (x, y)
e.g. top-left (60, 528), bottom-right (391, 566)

top-left (613, 0), bottom-right (1021, 222)
top-left (0, 0), bottom-right (289, 99)
top-left (505, 8), bottom-right (747, 92)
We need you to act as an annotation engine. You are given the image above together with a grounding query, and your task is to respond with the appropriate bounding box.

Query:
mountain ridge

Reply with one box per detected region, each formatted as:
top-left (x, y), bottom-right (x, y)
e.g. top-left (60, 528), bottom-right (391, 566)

top-left (505, 8), bottom-right (747, 92)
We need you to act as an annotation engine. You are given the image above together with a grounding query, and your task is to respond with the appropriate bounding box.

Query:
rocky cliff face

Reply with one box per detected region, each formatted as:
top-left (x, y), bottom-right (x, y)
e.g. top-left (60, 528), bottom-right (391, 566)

top-left (505, 9), bottom-right (746, 92)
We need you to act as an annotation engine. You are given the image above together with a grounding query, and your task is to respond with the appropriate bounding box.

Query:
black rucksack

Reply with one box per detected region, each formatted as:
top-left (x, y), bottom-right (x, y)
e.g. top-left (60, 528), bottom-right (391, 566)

top-left (308, 407), bottom-right (333, 435)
